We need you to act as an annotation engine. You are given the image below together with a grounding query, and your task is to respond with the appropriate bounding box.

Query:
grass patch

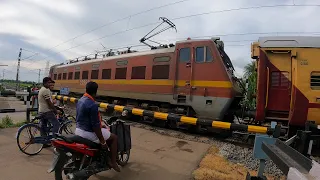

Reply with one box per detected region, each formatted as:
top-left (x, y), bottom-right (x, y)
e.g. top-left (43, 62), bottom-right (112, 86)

top-left (0, 115), bottom-right (27, 128)
top-left (31, 111), bottom-right (38, 116)
top-left (192, 146), bottom-right (285, 180)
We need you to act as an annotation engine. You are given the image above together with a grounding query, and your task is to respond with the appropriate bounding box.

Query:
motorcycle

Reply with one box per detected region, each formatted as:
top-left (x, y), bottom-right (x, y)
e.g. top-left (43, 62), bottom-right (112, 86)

top-left (48, 110), bottom-right (131, 180)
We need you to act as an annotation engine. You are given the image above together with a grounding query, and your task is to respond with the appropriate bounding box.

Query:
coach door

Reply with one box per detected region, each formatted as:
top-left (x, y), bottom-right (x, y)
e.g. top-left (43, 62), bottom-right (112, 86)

top-left (173, 43), bottom-right (194, 103)
top-left (266, 50), bottom-right (292, 118)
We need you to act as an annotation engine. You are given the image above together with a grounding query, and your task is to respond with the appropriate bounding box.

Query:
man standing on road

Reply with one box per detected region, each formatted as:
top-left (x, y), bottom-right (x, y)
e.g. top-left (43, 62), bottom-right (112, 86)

top-left (75, 81), bottom-right (120, 172)
top-left (38, 77), bottom-right (60, 136)
top-left (31, 83), bottom-right (39, 108)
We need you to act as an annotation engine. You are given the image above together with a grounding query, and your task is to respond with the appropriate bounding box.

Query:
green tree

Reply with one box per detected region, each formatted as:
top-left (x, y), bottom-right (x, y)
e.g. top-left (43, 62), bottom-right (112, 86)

top-left (243, 61), bottom-right (257, 109)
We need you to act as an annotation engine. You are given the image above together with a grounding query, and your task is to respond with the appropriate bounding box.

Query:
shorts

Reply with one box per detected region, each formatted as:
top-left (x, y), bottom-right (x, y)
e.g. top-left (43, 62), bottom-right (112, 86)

top-left (75, 128), bottom-right (111, 144)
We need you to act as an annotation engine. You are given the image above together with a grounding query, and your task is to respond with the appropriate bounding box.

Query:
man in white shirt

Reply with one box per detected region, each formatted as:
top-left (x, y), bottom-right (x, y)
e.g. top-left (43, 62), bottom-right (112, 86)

top-left (38, 77), bottom-right (60, 135)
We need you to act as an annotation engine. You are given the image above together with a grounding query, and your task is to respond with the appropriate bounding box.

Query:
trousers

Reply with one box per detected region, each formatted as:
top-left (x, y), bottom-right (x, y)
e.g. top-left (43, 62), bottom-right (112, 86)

top-left (39, 111), bottom-right (59, 135)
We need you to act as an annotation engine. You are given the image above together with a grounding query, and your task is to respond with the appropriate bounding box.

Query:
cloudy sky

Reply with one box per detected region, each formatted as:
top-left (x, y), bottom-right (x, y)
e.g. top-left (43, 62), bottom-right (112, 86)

top-left (1, 0), bottom-right (320, 81)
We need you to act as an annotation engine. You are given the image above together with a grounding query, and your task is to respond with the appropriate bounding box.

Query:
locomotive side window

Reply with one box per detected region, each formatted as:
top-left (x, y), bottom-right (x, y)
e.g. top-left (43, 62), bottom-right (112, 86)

top-left (58, 73), bottom-right (62, 80)
top-left (131, 66), bottom-right (146, 79)
top-left (102, 69), bottom-right (111, 79)
top-left (195, 46), bottom-right (213, 62)
top-left (311, 71), bottom-right (320, 90)
top-left (271, 71), bottom-right (289, 88)
top-left (91, 70), bottom-right (99, 79)
top-left (54, 74), bottom-right (57, 80)
top-left (82, 71), bottom-right (88, 79)
top-left (68, 72), bottom-right (73, 80)
top-left (74, 72), bottom-right (80, 79)
top-left (179, 48), bottom-right (190, 62)
top-left (115, 68), bottom-right (127, 79)
top-left (152, 65), bottom-right (170, 79)
top-left (62, 73), bottom-right (67, 80)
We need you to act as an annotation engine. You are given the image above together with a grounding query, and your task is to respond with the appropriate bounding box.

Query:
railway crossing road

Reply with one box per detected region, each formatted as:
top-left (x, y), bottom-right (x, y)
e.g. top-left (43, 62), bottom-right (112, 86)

top-left (0, 126), bottom-right (210, 180)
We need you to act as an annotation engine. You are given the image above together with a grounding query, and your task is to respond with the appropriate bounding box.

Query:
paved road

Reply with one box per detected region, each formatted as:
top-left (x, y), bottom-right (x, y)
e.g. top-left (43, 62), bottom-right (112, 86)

top-left (0, 97), bottom-right (27, 123)
top-left (0, 126), bottom-right (210, 180)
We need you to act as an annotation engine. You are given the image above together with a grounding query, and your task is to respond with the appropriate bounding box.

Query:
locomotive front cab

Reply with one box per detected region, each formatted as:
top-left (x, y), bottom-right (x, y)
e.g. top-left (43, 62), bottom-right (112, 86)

top-left (173, 38), bottom-right (240, 121)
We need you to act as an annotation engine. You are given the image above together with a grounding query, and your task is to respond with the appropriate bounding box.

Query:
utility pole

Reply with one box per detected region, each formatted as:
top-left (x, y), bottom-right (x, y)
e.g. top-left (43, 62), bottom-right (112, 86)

top-left (0, 65), bottom-right (8, 82)
top-left (15, 48), bottom-right (22, 91)
top-left (38, 69), bottom-right (41, 83)
top-left (44, 60), bottom-right (49, 77)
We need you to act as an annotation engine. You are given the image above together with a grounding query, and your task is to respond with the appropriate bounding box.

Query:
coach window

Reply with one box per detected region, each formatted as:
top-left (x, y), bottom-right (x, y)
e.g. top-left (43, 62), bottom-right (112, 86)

top-left (91, 70), bottom-right (99, 79)
top-left (102, 69), bottom-right (111, 79)
top-left (195, 46), bottom-right (213, 63)
top-left (74, 72), bottom-right (80, 80)
top-left (68, 72), bottom-right (73, 80)
top-left (115, 68), bottom-right (127, 79)
top-left (311, 71), bottom-right (320, 90)
top-left (131, 66), bottom-right (146, 79)
top-left (82, 71), bottom-right (88, 79)
top-left (179, 48), bottom-right (190, 62)
top-left (58, 73), bottom-right (62, 80)
top-left (53, 74), bottom-right (57, 80)
top-left (62, 73), bottom-right (67, 80)
top-left (152, 65), bottom-right (170, 79)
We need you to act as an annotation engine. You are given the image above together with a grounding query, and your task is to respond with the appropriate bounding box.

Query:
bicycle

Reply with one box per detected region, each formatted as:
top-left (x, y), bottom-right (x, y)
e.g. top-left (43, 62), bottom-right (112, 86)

top-left (16, 105), bottom-right (76, 156)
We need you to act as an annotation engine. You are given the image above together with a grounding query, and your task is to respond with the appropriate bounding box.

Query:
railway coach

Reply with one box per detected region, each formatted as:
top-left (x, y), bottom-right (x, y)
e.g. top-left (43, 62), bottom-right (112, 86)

top-left (49, 37), bottom-right (243, 128)
top-left (251, 36), bottom-right (320, 136)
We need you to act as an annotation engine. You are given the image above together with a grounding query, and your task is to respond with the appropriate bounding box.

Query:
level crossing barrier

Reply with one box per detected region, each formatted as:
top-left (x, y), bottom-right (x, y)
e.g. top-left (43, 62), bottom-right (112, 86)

top-left (1, 88), bottom-right (280, 135)
top-left (52, 95), bottom-right (278, 135)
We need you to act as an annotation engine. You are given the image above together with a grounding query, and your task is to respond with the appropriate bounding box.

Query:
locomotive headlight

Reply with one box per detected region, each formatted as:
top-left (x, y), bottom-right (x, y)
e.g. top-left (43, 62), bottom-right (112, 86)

top-left (122, 110), bottom-right (129, 117)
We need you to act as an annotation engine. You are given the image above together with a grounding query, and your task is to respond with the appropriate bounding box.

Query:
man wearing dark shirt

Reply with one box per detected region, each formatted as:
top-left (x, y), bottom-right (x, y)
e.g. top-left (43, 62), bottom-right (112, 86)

top-left (75, 81), bottom-right (120, 172)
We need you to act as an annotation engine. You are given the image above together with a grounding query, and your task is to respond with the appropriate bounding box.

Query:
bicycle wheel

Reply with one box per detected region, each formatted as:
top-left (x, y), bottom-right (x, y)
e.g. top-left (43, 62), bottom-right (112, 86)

top-left (66, 115), bottom-right (76, 123)
top-left (59, 120), bottom-right (76, 135)
top-left (16, 123), bottom-right (44, 155)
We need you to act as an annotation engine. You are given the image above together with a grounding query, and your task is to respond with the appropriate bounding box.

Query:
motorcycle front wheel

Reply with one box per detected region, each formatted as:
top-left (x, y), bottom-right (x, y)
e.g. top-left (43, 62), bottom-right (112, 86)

top-left (54, 155), bottom-right (88, 180)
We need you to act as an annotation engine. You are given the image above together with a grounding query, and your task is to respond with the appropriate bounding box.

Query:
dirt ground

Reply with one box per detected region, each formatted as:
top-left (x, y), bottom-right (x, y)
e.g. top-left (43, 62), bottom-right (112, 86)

top-left (0, 126), bottom-right (210, 180)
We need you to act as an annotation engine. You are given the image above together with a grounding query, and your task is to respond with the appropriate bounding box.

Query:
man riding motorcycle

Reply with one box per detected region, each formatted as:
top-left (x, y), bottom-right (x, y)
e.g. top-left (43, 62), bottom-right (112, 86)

top-left (74, 81), bottom-right (121, 172)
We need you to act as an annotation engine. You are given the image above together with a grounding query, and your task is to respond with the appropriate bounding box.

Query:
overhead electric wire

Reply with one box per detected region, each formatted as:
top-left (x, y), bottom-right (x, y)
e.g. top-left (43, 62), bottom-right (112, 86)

top-left (37, 0), bottom-right (193, 53)
top-left (21, 48), bottom-right (39, 54)
top-left (63, 30), bottom-right (320, 62)
top-left (37, 3), bottom-right (320, 62)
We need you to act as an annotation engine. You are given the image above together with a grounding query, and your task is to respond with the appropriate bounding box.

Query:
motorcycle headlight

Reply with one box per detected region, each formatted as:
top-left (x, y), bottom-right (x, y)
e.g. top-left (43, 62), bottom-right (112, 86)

top-left (121, 110), bottom-right (128, 117)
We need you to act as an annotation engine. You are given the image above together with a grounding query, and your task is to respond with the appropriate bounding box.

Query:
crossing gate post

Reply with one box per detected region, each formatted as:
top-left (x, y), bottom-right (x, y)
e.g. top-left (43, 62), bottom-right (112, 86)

top-left (26, 86), bottom-right (31, 122)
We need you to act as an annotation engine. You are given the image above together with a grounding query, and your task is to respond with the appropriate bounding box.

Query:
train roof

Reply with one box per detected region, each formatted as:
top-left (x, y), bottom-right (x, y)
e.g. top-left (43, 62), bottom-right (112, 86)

top-left (258, 36), bottom-right (320, 48)
top-left (57, 47), bottom-right (175, 68)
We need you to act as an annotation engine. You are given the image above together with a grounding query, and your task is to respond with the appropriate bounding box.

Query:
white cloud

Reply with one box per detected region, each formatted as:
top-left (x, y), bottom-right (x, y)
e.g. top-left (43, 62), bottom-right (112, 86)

top-left (1, 0), bottom-right (320, 81)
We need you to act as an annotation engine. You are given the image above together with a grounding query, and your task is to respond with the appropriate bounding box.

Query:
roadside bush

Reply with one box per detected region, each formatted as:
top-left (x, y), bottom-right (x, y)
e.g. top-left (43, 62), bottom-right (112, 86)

top-left (0, 116), bottom-right (26, 128)
top-left (0, 115), bottom-right (14, 128)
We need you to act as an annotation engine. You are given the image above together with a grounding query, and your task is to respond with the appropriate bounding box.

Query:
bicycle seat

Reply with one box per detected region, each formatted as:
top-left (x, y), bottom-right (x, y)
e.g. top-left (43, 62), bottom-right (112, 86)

top-left (58, 134), bottom-right (100, 149)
